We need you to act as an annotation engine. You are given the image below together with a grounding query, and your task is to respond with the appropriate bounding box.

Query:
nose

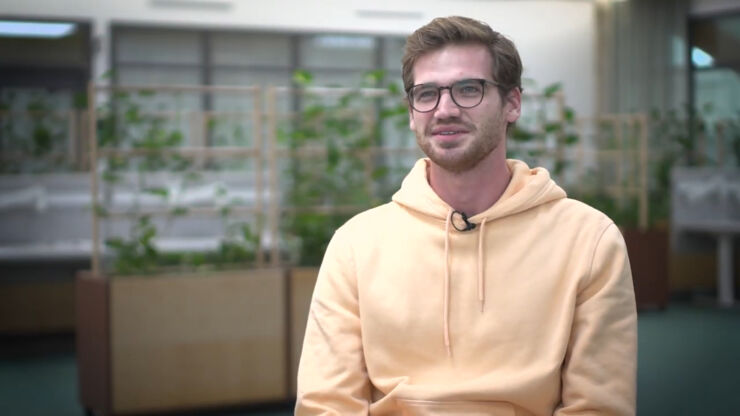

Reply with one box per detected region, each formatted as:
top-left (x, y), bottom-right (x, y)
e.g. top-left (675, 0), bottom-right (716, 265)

top-left (434, 89), bottom-right (461, 119)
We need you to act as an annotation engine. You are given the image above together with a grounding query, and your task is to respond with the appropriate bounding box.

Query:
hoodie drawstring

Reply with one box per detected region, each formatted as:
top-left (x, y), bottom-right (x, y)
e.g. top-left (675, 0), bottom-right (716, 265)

top-left (444, 211), bottom-right (488, 357)
top-left (443, 210), bottom-right (452, 357)
top-left (478, 218), bottom-right (487, 313)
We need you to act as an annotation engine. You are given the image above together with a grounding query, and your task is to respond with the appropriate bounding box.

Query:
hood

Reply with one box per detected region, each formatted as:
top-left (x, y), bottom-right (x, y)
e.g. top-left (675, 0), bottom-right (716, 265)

top-left (391, 158), bottom-right (566, 356)
top-left (392, 158), bottom-right (566, 222)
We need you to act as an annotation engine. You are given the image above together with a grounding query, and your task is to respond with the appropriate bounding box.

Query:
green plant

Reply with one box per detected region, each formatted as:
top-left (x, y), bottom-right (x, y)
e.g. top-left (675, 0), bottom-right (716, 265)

top-left (0, 89), bottom-right (71, 173)
top-left (105, 216), bottom-right (160, 275)
top-left (97, 88), bottom-right (261, 275)
top-left (646, 105), bottom-right (720, 226)
top-left (572, 105), bottom-right (739, 229)
top-left (280, 70), bottom-right (409, 266)
top-left (508, 82), bottom-right (580, 177)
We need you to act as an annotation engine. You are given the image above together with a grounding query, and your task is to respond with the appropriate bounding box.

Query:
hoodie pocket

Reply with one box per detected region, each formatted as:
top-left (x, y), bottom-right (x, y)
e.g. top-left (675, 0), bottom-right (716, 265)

top-left (395, 398), bottom-right (515, 416)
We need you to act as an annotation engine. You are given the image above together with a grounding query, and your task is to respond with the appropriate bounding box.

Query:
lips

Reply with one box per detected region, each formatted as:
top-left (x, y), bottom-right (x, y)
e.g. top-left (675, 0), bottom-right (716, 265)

top-left (430, 125), bottom-right (470, 137)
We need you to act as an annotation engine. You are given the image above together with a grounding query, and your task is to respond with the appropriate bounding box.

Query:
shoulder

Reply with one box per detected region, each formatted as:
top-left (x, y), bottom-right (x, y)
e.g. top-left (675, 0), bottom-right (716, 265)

top-left (335, 202), bottom-right (404, 237)
top-left (553, 198), bottom-right (628, 263)
top-left (535, 197), bottom-right (626, 264)
top-left (320, 202), bottom-right (402, 269)
top-left (542, 197), bottom-right (616, 231)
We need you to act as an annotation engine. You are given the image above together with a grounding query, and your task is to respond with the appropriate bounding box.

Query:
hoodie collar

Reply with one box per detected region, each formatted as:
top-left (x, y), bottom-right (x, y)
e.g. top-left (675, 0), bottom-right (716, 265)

top-left (392, 158), bottom-right (566, 221)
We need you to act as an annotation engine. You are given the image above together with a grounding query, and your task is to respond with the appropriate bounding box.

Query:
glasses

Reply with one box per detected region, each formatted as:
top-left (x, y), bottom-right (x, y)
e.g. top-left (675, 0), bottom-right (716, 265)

top-left (406, 78), bottom-right (501, 113)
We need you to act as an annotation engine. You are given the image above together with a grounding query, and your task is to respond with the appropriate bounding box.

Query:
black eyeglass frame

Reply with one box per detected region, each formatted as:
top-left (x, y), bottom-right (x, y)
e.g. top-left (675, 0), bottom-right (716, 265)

top-left (405, 78), bottom-right (502, 113)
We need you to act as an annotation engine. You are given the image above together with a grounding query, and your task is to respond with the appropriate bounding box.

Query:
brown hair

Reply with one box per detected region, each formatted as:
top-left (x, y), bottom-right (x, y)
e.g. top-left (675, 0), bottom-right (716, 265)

top-left (401, 16), bottom-right (522, 98)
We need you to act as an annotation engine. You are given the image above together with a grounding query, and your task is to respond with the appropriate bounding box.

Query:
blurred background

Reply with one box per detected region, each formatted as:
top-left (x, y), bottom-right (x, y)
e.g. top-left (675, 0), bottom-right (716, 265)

top-left (0, 0), bottom-right (738, 415)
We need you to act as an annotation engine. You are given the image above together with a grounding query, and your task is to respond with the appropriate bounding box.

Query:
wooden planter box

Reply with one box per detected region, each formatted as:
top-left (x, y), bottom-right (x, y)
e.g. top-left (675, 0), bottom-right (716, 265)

top-left (623, 227), bottom-right (669, 309)
top-left (76, 268), bottom-right (298, 415)
top-left (288, 267), bottom-right (319, 396)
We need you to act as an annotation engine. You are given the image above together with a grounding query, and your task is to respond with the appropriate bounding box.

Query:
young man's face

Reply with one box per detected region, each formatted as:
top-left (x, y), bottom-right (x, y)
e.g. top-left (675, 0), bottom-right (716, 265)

top-left (409, 43), bottom-right (520, 173)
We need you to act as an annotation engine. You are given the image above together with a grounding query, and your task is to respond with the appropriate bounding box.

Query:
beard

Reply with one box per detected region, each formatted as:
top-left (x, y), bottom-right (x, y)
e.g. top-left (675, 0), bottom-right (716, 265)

top-left (414, 113), bottom-right (505, 174)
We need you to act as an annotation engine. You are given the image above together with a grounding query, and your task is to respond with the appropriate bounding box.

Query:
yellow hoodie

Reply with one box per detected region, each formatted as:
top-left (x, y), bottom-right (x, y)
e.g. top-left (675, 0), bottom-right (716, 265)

top-left (296, 159), bottom-right (637, 416)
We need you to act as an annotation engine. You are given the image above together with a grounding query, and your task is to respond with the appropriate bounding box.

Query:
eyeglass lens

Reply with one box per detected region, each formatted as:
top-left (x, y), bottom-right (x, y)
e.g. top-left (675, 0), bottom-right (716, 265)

top-left (410, 79), bottom-right (486, 112)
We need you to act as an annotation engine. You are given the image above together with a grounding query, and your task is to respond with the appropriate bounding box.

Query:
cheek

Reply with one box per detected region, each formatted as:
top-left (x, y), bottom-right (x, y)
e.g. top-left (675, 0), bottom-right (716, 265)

top-left (409, 112), bottom-right (430, 132)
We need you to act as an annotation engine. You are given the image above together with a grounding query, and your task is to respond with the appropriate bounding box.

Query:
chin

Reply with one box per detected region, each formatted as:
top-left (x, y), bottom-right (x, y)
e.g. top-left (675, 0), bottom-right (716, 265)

top-left (428, 155), bottom-right (475, 173)
top-left (430, 146), bottom-right (495, 173)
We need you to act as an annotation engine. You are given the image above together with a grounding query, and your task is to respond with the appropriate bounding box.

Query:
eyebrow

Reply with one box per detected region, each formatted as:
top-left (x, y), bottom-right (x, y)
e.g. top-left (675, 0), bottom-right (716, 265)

top-left (416, 78), bottom-right (482, 87)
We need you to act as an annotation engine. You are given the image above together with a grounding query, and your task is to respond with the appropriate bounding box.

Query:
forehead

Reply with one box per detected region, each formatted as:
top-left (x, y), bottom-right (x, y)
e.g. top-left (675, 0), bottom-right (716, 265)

top-left (412, 43), bottom-right (493, 85)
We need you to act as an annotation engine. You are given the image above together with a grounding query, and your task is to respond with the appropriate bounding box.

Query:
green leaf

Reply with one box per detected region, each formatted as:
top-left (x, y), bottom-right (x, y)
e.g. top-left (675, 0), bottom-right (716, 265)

top-left (125, 106), bottom-right (140, 123)
top-left (32, 127), bottom-right (53, 156)
top-left (184, 171), bottom-right (202, 182)
top-left (564, 134), bottom-right (579, 145)
top-left (170, 206), bottom-right (188, 216)
top-left (303, 105), bottom-right (324, 120)
top-left (543, 83), bottom-right (562, 98)
top-left (241, 224), bottom-right (256, 242)
top-left (102, 171), bottom-right (121, 183)
top-left (105, 237), bottom-right (126, 249)
top-left (73, 93), bottom-right (88, 109)
top-left (293, 70), bottom-right (313, 85)
top-left (363, 69), bottom-right (385, 85)
top-left (528, 149), bottom-right (545, 158)
top-left (327, 141), bottom-right (340, 170)
top-left (544, 122), bottom-right (562, 133)
top-left (93, 204), bottom-right (109, 217)
top-left (371, 166), bottom-right (389, 180)
top-left (554, 160), bottom-right (569, 175)
top-left (510, 127), bottom-right (535, 142)
top-left (166, 130), bottom-right (184, 146)
top-left (339, 91), bottom-right (360, 107)
top-left (140, 226), bottom-right (157, 245)
top-left (27, 99), bottom-right (46, 112)
top-left (144, 187), bottom-right (169, 198)
top-left (564, 107), bottom-right (575, 122)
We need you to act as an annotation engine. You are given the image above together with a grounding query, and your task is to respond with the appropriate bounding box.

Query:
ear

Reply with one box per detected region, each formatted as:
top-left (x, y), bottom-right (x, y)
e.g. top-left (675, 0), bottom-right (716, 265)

top-left (504, 87), bottom-right (522, 123)
top-left (408, 107), bottom-right (416, 131)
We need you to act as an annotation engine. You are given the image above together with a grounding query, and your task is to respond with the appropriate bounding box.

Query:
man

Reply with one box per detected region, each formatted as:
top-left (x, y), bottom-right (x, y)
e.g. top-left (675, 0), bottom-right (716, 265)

top-left (296, 16), bottom-right (636, 416)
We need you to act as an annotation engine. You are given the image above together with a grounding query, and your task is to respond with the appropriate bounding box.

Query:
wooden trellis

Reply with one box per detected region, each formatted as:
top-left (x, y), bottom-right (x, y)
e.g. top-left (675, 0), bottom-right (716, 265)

top-left (570, 113), bottom-right (650, 230)
top-left (84, 82), bottom-right (728, 273)
top-left (87, 83), bottom-right (265, 275)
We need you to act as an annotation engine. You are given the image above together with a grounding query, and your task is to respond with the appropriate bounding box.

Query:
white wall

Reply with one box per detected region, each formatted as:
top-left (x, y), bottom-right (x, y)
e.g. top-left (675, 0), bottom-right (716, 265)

top-left (4, 0), bottom-right (597, 116)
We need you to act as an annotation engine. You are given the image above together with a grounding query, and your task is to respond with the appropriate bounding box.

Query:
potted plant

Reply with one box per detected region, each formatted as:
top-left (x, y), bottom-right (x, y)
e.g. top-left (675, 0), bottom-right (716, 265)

top-left (76, 84), bottom-right (289, 415)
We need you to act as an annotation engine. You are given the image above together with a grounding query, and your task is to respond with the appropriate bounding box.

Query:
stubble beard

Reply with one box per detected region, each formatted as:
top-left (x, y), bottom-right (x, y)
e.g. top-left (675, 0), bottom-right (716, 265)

top-left (415, 115), bottom-right (504, 174)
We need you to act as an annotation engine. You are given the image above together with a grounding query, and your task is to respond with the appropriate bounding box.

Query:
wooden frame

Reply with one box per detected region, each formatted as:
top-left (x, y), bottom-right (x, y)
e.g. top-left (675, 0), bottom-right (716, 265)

top-left (87, 83), bottom-right (265, 275)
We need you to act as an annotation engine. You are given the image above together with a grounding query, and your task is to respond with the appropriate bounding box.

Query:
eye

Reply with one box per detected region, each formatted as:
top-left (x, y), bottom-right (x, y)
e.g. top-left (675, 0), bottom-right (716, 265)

top-left (455, 81), bottom-right (483, 96)
top-left (414, 87), bottom-right (438, 102)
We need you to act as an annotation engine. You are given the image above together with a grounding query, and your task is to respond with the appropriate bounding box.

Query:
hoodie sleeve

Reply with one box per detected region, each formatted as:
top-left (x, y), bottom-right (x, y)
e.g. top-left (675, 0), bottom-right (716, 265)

top-left (556, 222), bottom-right (637, 416)
top-left (295, 228), bottom-right (371, 415)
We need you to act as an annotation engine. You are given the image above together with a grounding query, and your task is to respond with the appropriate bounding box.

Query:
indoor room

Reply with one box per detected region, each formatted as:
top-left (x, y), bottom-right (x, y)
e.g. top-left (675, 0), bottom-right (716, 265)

top-left (0, 0), bottom-right (738, 415)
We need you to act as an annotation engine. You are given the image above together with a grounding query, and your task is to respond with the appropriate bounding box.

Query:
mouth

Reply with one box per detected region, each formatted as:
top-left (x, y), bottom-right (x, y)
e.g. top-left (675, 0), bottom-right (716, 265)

top-left (430, 126), bottom-right (470, 139)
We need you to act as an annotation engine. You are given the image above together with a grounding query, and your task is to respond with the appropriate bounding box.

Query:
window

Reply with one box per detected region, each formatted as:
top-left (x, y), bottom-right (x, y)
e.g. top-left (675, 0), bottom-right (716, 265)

top-left (689, 13), bottom-right (740, 166)
top-left (0, 18), bottom-right (91, 172)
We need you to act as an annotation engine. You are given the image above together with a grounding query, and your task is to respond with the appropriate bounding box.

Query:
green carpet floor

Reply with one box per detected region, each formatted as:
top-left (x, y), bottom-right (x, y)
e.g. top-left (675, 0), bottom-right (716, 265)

top-left (636, 304), bottom-right (740, 415)
top-left (1, 302), bottom-right (738, 415)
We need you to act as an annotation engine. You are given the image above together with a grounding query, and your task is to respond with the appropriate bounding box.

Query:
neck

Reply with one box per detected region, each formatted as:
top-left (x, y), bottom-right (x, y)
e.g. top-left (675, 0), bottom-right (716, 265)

top-left (428, 145), bottom-right (511, 216)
